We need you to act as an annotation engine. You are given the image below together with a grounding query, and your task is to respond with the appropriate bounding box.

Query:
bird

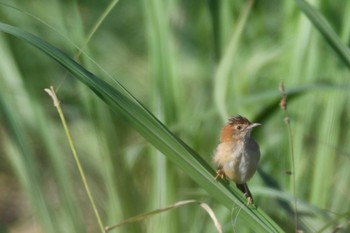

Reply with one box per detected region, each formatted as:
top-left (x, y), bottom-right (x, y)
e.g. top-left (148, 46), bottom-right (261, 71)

top-left (213, 115), bottom-right (261, 204)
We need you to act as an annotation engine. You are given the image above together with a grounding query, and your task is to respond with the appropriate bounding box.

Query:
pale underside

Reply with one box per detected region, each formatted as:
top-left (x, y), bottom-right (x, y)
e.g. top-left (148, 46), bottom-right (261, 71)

top-left (213, 138), bottom-right (260, 184)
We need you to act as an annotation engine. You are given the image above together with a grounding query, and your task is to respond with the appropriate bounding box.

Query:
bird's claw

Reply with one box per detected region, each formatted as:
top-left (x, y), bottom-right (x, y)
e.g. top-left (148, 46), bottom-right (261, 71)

top-left (243, 193), bottom-right (256, 206)
top-left (215, 168), bottom-right (226, 180)
top-left (246, 196), bottom-right (253, 205)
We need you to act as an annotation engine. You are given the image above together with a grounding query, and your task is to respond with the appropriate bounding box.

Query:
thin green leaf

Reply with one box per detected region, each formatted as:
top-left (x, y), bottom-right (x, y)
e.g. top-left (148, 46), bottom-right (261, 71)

top-left (294, 0), bottom-right (350, 69)
top-left (0, 23), bottom-right (284, 233)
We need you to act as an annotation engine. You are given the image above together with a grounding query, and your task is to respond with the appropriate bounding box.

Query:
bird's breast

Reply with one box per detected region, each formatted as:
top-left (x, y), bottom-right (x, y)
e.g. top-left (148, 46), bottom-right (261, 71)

top-left (213, 140), bottom-right (260, 184)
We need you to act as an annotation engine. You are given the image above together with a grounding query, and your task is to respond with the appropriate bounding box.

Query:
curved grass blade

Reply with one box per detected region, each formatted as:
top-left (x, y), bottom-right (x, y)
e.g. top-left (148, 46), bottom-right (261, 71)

top-left (0, 22), bottom-right (284, 233)
top-left (105, 200), bottom-right (222, 233)
top-left (294, 0), bottom-right (350, 69)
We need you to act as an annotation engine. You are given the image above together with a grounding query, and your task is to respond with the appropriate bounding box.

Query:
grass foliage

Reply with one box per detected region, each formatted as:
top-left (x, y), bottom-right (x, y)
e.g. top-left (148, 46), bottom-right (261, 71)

top-left (0, 0), bottom-right (350, 232)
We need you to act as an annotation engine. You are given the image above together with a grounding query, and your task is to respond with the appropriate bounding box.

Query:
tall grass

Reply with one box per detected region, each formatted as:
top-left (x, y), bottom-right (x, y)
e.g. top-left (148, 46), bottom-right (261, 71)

top-left (0, 0), bottom-right (350, 232)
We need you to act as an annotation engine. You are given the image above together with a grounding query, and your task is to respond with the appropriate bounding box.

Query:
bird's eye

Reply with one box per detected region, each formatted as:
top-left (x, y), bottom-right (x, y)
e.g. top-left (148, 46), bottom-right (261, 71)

top-left (236, 125), bottom-right (242, 130)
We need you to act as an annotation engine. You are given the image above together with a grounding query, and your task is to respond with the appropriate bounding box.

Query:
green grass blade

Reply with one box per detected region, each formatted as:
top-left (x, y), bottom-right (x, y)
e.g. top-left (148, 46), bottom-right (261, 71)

top-left (294, 0), bottom-right (350, 69)
top-left (0, 87), bottom-right (57, 233)
top-left (0, 23), bottom-right (284, 233)
top-left (214, 0), bottom-right (253, 121)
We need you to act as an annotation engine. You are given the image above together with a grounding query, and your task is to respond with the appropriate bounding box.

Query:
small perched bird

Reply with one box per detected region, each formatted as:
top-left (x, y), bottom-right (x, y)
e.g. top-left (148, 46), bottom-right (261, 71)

top-left (213, 115), bottom-right (261, 204)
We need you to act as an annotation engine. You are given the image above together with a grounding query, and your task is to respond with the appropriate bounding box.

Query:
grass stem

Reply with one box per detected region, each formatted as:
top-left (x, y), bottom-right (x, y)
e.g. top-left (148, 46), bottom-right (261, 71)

top-left (45, 86), bottom-right (105, 233)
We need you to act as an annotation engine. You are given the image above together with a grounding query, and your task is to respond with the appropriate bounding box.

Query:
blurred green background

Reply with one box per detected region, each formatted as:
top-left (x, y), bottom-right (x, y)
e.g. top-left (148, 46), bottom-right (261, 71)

top-left (0, 0), bottom-right (350, 232)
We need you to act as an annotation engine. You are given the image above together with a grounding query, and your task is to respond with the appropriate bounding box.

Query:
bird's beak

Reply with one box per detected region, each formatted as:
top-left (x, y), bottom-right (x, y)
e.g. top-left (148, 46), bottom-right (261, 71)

top-left (247, 123), bottom-right (261, 129)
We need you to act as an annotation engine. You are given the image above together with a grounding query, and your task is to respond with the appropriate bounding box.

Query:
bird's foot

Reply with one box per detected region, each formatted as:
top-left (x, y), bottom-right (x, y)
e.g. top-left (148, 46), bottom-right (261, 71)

top-left (245, 195), bottom-right (254, 205)
top-left (215, 168), bottom-right (226, 180)
top-left (239, 184), bottom-right (255, 206)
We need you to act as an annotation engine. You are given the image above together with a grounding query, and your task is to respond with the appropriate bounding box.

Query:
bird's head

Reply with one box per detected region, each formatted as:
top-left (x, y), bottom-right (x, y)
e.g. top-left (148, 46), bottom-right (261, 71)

top-left (220, 115), bottom-right (261, 142)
